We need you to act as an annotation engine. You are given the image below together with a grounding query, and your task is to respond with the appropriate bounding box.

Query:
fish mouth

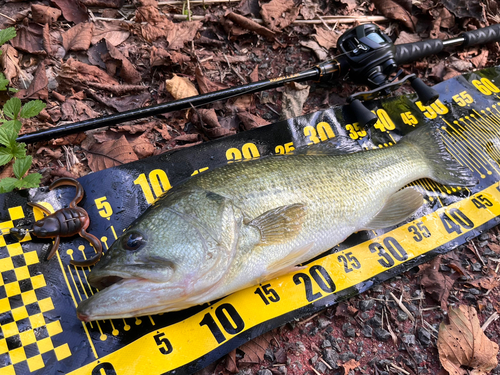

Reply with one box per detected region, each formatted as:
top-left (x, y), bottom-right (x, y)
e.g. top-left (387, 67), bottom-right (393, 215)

top-left (90, 275), bottom-right (124, 290)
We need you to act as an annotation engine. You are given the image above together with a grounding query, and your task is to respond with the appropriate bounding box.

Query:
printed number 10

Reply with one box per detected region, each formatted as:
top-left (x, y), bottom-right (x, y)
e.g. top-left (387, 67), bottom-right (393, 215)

top-left (199, 303), bottom-right (245, 344)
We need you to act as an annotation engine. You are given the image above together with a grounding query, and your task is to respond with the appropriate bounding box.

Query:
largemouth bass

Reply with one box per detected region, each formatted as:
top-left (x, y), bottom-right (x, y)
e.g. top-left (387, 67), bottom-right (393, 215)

top-left (77, 126), bottom-right (475, 321)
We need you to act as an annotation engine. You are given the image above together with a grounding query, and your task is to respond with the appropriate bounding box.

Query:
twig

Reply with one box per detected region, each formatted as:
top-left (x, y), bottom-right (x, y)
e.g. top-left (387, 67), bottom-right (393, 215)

top-left (309, 365), bottom-right (322, 375)
top-left (390, 363), bottom-right (410, 375)
top-left (0, 12), bottom-right (16, 22)
top-left (471, 241), bottom-right (486, 266)
top-left (422, 321), bottom-right (438, 338)
top-left (319, 357), bottom-right (332, 370)
top-left (481, 311), bottom-right (499, 331)
top-left (298, 311), bottom-right (321, 325)
top-left (390, 292), bottom-right (415, 322)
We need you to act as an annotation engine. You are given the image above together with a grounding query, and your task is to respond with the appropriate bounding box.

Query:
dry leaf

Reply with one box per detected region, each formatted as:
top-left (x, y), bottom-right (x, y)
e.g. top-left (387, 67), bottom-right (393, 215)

top-left (224, 349), bottom-right (238, 373)
top-left (238, 331), bottom-right (273, 365)
top-left (470, 49), bottom-right (489, 69)
top-left (15, 61), bottom-right (48, 100)
top-left (165, 74), bottom-right (198, 100)
top-left (52, 0), bottom-right (89, 24)
top-left (62, 22), bottom-right (94, 52)
top-left (238, 111), bottom-right (270, 130)
top-left (314, 25), bottom-right (340, 50)
top-left (61, 99), bottom-right (100, 122)
top-left (166, 20), bottom-right (202, 50)
top-left (371, 0), bottom-right (416, 31)
top-left (84, 135), bottom-right (139, 172)
top-left (103, 40), bottom-right (141, 84)
top-left (341, 358), bottom-right (360, 374)
top-left (58, 58), bottom-right (119, 90)
top-left (260, 0), bottom-right (301, 32)
top-left (31, 4), bottom-right (61, 24)
top-left (91, 21), bottom-right (130, 46)
top-left (89, 91), bottom-right (151, 113)
top-left (394, 30), bottom-right (422, 45)
top-left (300, 0), bottom-right (319, 20)
top-left (437, 305), bottom-right (499, 375)
top-left (281, 82), bottom-right (310, 120)
top-left (440, 0), bottom-right (485, 22)
top-left (151, 47), bottom-right (191, 67)
top-left (299, 40), bottom-right (327, 60)
top-left (11, 23), bottom-right (45, 55)
top-left (0, 44), bottom-right (19, 82)
top-left (418, 255), bottom-right (460, 310)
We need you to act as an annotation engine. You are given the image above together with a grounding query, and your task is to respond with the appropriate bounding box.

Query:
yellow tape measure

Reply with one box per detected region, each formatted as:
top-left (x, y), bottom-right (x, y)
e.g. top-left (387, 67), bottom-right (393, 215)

top-left (1, 67), bottom-right (500, 375)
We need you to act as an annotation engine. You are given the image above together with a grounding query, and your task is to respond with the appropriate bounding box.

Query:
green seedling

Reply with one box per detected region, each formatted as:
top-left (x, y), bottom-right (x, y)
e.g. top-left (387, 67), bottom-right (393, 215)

top-left (0, 27), bottom-right (46, 193)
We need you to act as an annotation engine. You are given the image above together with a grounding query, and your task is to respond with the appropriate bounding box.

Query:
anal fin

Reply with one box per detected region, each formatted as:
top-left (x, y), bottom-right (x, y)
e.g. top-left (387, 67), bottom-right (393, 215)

top-left (362, 188), bottom-right (423, 230)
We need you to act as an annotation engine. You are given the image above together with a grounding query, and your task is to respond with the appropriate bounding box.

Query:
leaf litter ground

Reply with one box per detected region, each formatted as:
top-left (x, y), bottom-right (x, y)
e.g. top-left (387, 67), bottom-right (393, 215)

top-left (1, 0), bottom-right (500, 374)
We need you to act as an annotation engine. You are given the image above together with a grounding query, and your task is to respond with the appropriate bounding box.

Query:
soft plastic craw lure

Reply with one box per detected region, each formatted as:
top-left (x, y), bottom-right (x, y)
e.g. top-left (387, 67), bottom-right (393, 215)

top-left (10, 177), bottom-right (102, 267)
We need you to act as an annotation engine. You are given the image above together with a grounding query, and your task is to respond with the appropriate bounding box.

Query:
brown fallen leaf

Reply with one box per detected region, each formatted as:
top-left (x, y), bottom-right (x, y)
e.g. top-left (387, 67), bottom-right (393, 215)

top-left (300, 0), bottom-right (319, 20)
top-left (102, 40), bottom-right (141, 84)
top-left (31, 4), bottom-right (61, 24)
top-left (11, 22), bottom-right (45, 55)
top-left (341, 358), bottom-right (360, 374)
top-left (281, 81), bottom-right (310, 120)
top-left (313, 25), bottom-right (340, 50)
top-left (224, 349), bottom-right (238, 373)
top-left (151, 47), bottom-right (191, 67)
top-left (165, 74), bottom-right (198, 100)
top-left (238, 111), bottom-right (270, 131)
top-left (0, 44), bottom-right (19, 82)
top-left (83, 135), bottom-right (139, 172)
top-left (371, 0), bottom-right (416, 31)
top-left (195, 66), bottom-right (229, 94)
top-left (62, 22), bottom-right (94, 52)
top-left (470, 49), bottom-right (489, 69)
top-left (394, 30), bottom-right (422, 45)
top-left (58, 58), bottom-right (119, 90)
top-left (418, 255), bottom-right (460, 310)
top-left (88, 91), bottom-right (151, 113)
top-left (91, 21), bottom-right (131, 46)
top-left (51, 0), bottom-right (89, 24)
top-left (15, 61), bottom-right (48, 101)
top-left (238, 331), bottom-right (273, 365)
top-left (260, 0), bottom-right (301, 32)
top-left (440, 0), bottom-right (485, 22)
top-left (437, 305), bottom-right (499, 375)
top-left (299, 40), bottom-right (327, 61)
top-left (60, 99), bottom-right (100, 122)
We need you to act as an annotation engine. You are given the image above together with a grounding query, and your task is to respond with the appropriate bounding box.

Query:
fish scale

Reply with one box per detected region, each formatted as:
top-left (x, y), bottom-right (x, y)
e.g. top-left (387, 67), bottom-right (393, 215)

top-left (76, 126), bottom-right (476, 321)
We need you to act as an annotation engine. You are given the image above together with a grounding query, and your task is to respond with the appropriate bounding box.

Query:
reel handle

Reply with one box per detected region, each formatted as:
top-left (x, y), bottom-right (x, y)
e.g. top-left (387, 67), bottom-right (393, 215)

top-left (395, 24), bottom-right (500, 65)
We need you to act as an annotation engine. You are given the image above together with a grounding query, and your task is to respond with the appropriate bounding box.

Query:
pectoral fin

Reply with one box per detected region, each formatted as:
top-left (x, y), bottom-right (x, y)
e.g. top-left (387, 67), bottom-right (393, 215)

top-left (249, 203), bottom-right (307, 245)
top-left (362, 188), bottom-right (423, 230)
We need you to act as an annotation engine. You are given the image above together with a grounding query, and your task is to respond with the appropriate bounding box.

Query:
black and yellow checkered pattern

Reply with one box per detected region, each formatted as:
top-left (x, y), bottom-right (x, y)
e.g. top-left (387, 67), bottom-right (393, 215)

top-left (0, 206), bottom-right (70, 374)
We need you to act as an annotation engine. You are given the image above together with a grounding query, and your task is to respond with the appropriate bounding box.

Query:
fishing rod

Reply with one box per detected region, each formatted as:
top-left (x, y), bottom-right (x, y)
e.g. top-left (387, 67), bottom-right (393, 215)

top-left (16, 22), bottom-right (500, 144)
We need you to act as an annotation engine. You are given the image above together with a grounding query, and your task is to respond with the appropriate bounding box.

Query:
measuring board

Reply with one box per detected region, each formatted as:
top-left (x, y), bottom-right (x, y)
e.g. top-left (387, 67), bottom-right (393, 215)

top-left (1, 66), bottom-right (500, 375)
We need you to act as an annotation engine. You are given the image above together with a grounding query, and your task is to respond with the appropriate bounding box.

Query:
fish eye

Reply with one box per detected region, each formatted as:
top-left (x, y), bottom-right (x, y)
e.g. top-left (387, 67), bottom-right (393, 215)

top-left (122, 232), bottom-right (145, 251)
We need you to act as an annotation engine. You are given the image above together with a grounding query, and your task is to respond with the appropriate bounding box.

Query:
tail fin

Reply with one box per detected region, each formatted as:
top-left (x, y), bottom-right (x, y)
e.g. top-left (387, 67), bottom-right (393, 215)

top-left (398, 125), bottom-right (477, 187)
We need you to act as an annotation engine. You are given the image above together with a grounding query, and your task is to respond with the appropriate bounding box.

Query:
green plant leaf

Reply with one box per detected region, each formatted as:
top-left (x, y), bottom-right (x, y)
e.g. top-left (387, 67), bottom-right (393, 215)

top-left (0, 73), bottom-right (9, 91)
top-left (13, 155), bottom-right (32, 179)
top-left (0, 126), bottom-right (17, 148)
top-left (0, 148), bottom-right (13, 166)
top-left (20, 100), bottom-right (46, 119)
top-left (2, 119), bottom-right (23, 133)
top-left (17, 173), bottom-right (42, 189)
top-left (3, 97), bottom-right (21, 120)
top-left (11, 142), bottom-right (26, 159)
top-left (0, 177), bottom-right (18, 193)
top-left (0, 27), bottom-right (16, 46)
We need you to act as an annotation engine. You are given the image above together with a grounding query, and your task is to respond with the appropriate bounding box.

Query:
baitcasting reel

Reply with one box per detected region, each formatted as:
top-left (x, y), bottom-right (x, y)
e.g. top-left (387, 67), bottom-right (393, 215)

top-left (333, 23), bottom-right (439, 127)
